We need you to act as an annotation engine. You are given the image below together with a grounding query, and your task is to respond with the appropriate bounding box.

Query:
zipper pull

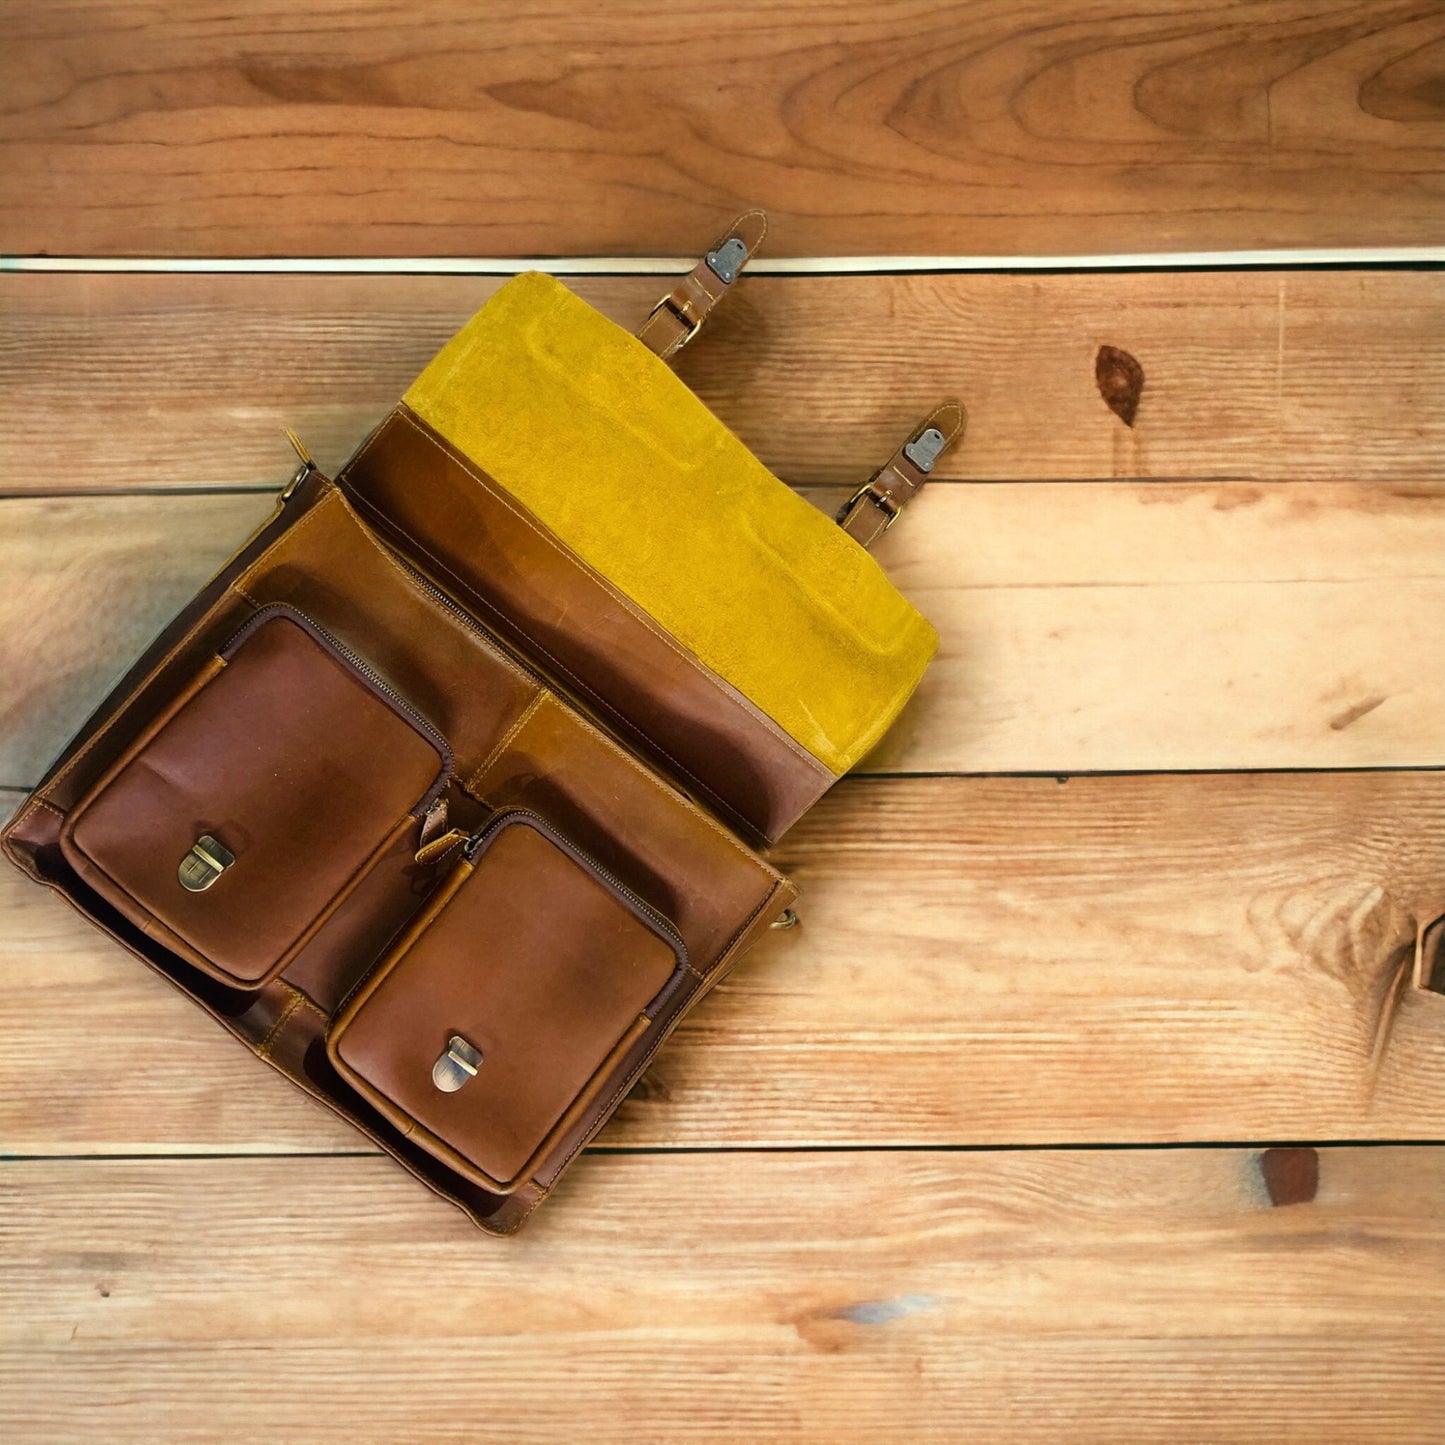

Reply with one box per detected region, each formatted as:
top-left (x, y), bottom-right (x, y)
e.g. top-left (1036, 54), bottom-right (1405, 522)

top-left (281, 427), bottom-right (317, 500)
top-left (415, 829), bottom-right (469, 868)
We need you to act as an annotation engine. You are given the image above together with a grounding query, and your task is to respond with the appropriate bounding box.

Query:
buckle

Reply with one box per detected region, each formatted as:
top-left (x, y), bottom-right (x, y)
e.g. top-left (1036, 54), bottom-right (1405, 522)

top-left (836, 479), bottom-right (901, 533)
top-left (644, 293), bottom-right (703, 357)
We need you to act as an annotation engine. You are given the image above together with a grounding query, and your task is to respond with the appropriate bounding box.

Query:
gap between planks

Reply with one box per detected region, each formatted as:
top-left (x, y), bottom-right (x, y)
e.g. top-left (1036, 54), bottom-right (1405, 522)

top-left (7, 249), bottom-right (1445, 274)
top-left (3, 1139), bottom-right (1441, 1163)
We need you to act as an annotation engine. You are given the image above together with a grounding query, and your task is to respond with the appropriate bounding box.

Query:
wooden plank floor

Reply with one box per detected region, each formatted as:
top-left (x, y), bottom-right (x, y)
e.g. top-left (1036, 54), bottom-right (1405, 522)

top-left (4, 1150), bottom-right (1444, 1444)
top-left (2, 4), bottom-right (1443, 1441)
top-left (4, 773), bottom-right (1443, 1154)
top-left (4, 1), bottom-right (1445, 257)
top-left (5, 272), bottom-right (1445, 488)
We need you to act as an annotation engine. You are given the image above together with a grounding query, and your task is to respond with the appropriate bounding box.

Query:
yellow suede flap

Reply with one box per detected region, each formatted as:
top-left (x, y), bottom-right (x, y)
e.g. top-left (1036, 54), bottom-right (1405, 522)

top-left (403, 272), bottom-right (937, 775)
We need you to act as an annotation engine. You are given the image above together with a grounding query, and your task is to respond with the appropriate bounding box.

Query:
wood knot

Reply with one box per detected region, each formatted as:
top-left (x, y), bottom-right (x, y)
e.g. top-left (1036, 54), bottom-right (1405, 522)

top-left (1095, 345), bottom-right (1145, 427)
top-left (1259, 1146), bottom-right (1319, 1207)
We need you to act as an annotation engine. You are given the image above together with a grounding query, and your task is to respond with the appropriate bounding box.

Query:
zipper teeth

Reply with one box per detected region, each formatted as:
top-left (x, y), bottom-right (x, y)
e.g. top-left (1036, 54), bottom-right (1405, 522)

top-left (222, 606), bottom-right (454, 785)
top-left (330, 644), bottom-right (446, 762)
top-left (393, 551), bottom-right (551, 694)
top-left (466, 809), bottom-right (688, 968)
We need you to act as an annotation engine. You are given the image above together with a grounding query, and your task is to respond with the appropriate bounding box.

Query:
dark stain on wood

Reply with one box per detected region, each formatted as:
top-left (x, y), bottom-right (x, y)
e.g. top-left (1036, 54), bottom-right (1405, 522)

top-left (1095, 345), bottom-right (1145, 427)
top-left (1422, 916), bottom-right (1445, 996)
top-left (1359, 43), bottom-right (1445, 123)
top-left (1260, 1147), bottom-right (1319, 1207)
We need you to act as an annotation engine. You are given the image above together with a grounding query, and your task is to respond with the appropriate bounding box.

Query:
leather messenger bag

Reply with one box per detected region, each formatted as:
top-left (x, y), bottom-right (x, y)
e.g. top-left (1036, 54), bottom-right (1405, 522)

top-left (4, 212), bottom-right (964, 1233)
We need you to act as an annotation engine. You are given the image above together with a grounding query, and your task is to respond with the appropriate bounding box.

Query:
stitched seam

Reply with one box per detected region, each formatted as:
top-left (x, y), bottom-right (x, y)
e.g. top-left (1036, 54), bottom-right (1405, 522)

top-left (3, 793), bottom-right (70, 861)
top-left (232, 484), bottom-right (339, 600)
top-left (499, 1184), bottom-right (550, 1233)
top-left (496, 692), bottom-right (774, 876)
top-left (257, 989), bottom-right (305, 1061)
top-left (383, 408), bottom-right (828, 780)
top-left (343, 410), bottom-right (397, 476)
top-left (8, 800), bottom-right (46, 834)
top-left (8, 795), bottom-right (66, 840)
top-left (465, 690), bottom-right (547, 794)
top-left (35, 488), bottom-right (340, 809)
top-left (290, 993), bottom-right (329, 1022)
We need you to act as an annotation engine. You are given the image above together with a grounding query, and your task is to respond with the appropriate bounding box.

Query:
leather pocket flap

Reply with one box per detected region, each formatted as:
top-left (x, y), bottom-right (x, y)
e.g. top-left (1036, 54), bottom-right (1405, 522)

top-left (60, 604), bottom-right (452, 989)
top-left (326, 810), bottom-right (689, 1193)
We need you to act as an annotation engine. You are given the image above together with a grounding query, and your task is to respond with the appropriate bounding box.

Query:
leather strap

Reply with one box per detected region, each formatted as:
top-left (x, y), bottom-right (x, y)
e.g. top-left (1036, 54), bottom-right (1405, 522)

top-left (836, 401), bottom-right (967, 548)
top-left (636, 210), bottom-right (768, 361)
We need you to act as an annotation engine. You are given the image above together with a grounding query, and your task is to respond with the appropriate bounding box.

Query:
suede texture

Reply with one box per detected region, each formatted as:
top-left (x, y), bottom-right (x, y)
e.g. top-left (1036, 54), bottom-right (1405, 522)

top-left (403, 272), bottom-right (937, 775)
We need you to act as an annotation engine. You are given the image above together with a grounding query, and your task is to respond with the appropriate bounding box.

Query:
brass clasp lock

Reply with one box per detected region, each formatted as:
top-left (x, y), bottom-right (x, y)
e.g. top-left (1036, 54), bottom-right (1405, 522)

top-left (432, 1035), bottom-right (483, 1093)
top-left (178, 834), bottom-right (235, 892)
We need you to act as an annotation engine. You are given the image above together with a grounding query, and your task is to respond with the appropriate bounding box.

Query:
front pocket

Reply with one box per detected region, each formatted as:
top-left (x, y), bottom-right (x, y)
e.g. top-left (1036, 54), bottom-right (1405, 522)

top-left (326, 809), bottom-right (690, 1192)
top-left (59, 604), bottom-right (452, 989)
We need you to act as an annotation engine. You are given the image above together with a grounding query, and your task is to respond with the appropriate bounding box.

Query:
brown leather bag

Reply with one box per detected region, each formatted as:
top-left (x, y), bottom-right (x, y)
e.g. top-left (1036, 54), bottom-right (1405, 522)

top-left (4, 213), bottom-right (963, 1233)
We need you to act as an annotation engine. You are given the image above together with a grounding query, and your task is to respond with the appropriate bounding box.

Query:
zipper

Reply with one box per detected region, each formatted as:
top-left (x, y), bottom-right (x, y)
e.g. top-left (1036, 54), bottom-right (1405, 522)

top-left (373, 542), bottom-right (563, 719)
top-left (388, 546), bottom-right (539, 679)
top-left (464, 808), bottom-right (690, 983)
top-left (220, 603), bottom-right (454, 816)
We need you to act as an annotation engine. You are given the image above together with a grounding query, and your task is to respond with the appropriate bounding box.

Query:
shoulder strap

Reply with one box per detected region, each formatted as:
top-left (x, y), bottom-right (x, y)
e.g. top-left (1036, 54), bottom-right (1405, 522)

top-left (636, 210), bottom-right (768, 360)
top-left (836, 402), bottom-right (966, 549)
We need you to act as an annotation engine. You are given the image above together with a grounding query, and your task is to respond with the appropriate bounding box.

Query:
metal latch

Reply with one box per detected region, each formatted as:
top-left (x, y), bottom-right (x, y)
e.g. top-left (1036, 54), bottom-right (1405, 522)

top-left (432, 1034), bottom-right (483, 1092)
top-left (178, 834), bottom-right (235, 892)
top-left (705, 236), bottom-right (748, 285)
top-left (903, 426), bottom-right (948, 474)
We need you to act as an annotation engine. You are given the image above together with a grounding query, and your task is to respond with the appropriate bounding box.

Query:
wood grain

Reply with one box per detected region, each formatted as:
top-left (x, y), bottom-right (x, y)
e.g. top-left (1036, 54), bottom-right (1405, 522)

top-left (0, 493), bottom-right (277, 790)
top-left (3, 479), bottom-right (1441, 787)
top-left (5, 772), bottom-right (1442, 1153)
top-left (3, 1149), bottom-right (1443, 1443)
top-left (5, 1), bottom-right (1444, 258)
top-left (4, 269), bottom-right (1444, 490)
